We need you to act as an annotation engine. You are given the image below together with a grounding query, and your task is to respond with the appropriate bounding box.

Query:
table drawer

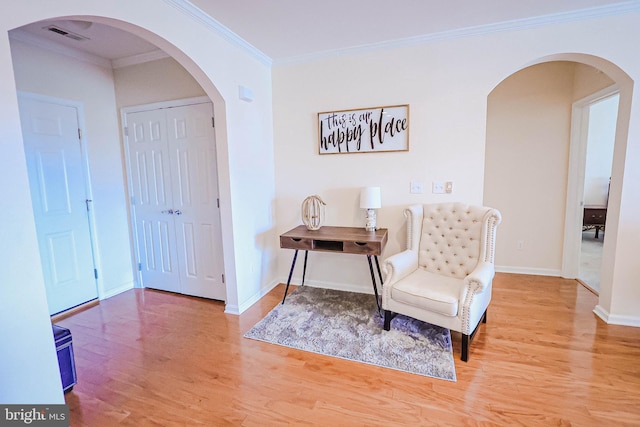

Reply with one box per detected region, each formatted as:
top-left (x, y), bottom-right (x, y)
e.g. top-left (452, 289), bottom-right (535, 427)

top-left (583, 208), bottom-right (607, 226)
top-left (280, 236), bottom-right (314, 250)
top-left (343, 240), bottom-right (380, 255)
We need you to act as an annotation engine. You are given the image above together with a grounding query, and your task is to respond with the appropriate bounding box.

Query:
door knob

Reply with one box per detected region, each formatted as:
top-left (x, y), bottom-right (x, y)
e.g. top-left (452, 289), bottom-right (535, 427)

top-left (174, 210), bottom-right (182, 215)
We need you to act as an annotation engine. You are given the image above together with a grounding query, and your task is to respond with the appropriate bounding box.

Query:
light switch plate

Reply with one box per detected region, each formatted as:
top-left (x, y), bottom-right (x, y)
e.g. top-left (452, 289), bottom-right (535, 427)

top-left (410, 181), bottom-right (424, 194)
top-left (432, 181), bottom-right (445, 194)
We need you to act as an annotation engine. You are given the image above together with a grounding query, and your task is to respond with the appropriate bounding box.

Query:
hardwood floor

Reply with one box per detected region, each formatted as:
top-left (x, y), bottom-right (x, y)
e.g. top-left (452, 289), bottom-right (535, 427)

top-left (58, 273), bottom-right (640, 426)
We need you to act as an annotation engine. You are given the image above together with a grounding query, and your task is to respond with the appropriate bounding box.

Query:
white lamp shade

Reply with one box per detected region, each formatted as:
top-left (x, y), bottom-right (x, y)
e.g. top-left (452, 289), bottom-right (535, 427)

top-left (360, 187), bottom-right (381, 209)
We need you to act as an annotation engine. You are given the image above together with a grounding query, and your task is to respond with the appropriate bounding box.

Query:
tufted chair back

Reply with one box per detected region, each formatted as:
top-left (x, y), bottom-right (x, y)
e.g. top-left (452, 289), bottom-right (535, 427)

top-left (418, 203), bottom-right (493, 279)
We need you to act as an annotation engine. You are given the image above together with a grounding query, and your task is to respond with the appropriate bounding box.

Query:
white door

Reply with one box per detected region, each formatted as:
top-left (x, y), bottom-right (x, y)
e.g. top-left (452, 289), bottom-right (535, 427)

top-left (127, 109), bottom-right (180, 293)
top-left (126, 101), bottom-right (225, 300)
top-left (167, 104), bottom-right (225, 299)
top-left (19, 95), bottom-right (98, 315)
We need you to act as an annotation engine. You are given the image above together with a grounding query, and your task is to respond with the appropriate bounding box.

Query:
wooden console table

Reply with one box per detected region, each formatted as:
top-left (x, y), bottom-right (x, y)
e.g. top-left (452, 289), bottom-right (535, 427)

top-left (279, 225), bottom-right (388, 311)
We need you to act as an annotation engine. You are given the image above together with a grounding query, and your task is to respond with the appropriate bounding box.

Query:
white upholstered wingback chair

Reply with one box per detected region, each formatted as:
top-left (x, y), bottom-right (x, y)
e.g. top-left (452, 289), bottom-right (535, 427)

top-left (382, 203), bottom-right (501, 361)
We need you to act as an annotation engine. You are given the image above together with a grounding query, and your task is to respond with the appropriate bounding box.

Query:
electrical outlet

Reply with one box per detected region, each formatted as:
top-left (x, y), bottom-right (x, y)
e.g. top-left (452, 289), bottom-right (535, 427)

top-left (410, 181), bottom-right (424, 194)
top-left (432, 181), bottom-right (445, 194)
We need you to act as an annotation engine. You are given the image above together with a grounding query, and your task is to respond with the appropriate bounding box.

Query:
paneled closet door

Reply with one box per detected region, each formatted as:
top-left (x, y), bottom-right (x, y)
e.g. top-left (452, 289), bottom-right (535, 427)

top-left (126, 101), bottom-right (225, 301)
top-left (127, 109), bottom-right (181, 294)
top-left (167, 103), bottom-right (225, 300)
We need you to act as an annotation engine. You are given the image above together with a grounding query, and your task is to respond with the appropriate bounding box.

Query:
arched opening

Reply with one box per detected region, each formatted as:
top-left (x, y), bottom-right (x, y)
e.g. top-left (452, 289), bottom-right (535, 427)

top-left (484, 54), bottom-right (633, 319)
top-left (8, 16), bottom-right (237, 312)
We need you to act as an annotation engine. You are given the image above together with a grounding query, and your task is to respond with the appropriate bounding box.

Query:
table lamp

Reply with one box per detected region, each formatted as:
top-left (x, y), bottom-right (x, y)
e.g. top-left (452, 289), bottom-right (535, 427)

top-left (360, 186), bottom-right (381, 231)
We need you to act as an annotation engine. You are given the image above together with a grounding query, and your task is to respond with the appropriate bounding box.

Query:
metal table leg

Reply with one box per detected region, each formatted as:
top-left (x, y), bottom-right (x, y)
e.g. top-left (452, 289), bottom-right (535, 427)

top-left (374, 255), bottom-right (383, 287)
top-left (282, 250), bottom-right (299, 304)
top-left (302, 250), bottom-right (309, 285)
top-left (367, 255), bottom-right (381, 314)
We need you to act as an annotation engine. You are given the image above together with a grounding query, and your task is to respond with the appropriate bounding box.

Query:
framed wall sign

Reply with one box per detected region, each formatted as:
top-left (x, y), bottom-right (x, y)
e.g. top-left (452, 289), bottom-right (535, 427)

top-left (318, 104), bottom-right (409, 154)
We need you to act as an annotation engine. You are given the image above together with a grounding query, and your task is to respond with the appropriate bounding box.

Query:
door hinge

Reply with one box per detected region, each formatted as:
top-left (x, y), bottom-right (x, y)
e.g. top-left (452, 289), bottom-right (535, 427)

top-left (85, 199), bottom-right (92, 211)
top-left (78, 128), bottom-right (82, 140)
top-left (211, 117), bottom-right (215, 128)
top-left (138, 262), bottom-right (142, 271)
top-left (217, 198), bottom-right (220, 208)
top-left (94, 269), bottom-right (98, 279)
top-left (222, 273), bottom-right (225, 283)
top-left (124, 126), bottom-right (129, 137)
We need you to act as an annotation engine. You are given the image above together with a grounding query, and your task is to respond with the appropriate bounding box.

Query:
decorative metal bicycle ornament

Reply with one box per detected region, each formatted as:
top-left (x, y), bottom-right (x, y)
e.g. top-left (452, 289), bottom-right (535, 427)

top-left (301, 195), bottom-right (326, 230)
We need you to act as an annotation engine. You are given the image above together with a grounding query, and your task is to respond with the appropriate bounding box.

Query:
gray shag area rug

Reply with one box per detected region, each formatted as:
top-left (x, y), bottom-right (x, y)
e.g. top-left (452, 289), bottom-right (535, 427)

top-left (244, 286), bottom-right (456, 381)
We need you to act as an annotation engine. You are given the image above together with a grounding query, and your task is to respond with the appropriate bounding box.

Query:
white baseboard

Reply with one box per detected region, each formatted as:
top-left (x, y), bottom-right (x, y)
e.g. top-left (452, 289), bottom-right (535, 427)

top-left (225, 279), bottom-right (280, 315)
top-left (495, 265), bottom-right (562, 277)
top-left (300, 279), bottom-right (374, 295)
top-left (274, 275), bottom-right (375, 295)
top-left (254, 271), bottom-right (640, 329)
top-left (594, 305), bottom-right (640, 327)
top-left (100, 281), bottom-right (134, 300)
top-left (225, 277), bottom-right (375, 316)
top-left (223, 304), bottom-right (240, 315)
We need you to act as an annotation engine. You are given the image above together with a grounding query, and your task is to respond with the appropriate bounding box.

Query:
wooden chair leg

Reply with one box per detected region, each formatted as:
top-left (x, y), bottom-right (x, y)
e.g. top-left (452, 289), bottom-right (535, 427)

top-left (383, 310), bottom-right (392, 331)
top-left (461, 334), bottom-right (470, 362)
top-left (461, 310), bottom-right (487, 362)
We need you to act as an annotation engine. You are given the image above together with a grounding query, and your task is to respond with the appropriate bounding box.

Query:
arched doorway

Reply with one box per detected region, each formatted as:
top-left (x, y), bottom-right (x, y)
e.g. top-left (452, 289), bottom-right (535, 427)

top-left (484, 54), bottom-right (633, 320)
top-left (8, 16), bottom-right (238, 311)
top-left (0, 1), bottom-right (283, 403)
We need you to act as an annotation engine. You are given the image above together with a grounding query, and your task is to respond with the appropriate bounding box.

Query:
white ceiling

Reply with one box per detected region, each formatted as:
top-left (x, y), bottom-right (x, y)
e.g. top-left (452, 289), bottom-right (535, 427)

top-left (189, 0), bottom-right (629, 60)
top-left (12, 0), bottom-right (633, 64)
top-left (13, 20), bottom-right (160, 61)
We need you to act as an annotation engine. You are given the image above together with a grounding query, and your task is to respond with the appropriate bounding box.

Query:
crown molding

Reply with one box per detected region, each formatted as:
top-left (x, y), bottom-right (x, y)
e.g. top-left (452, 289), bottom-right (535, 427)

top-left (9, 0), bottom-right (639, 69)
top-left (10, 0), bottom-right (273, 70)
top-left (9, 29), bottom-right (112, 69)
top-left (273, 0), bottom-right (640, 66)
top-left (111, 50), bottom-right (170, 69)
top-left (163, 0), bottom-right (272, 67)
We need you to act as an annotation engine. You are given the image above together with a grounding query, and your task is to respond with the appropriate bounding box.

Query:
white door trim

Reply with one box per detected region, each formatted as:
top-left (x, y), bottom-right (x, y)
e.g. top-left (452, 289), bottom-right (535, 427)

top-left (121, 96), bottom-right (211, 115)
top-left (17, 91), bottom-right (103, 301)
top-left (562, 84), bottom-right (618, 279)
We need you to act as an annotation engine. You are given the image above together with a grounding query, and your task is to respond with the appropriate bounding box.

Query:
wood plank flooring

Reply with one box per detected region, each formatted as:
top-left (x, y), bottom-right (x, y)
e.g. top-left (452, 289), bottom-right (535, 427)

top-left (58, 273), bottom-right (640, 426)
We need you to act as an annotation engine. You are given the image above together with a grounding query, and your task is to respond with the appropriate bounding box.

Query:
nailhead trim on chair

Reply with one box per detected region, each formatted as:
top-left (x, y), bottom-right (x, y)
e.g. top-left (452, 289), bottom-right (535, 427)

top-left (461, 280), bottom-right (481, 334)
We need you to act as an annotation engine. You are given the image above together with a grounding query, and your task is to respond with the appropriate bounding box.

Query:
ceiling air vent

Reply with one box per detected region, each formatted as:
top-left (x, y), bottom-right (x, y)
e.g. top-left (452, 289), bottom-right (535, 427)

top-left (43, 25), bottom-right (89, 41)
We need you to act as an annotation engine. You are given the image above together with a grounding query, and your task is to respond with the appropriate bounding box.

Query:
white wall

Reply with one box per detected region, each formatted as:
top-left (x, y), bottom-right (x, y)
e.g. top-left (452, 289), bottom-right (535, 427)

top-left (273, 43), bottom-right (490, 292)
top-left (0, 0), bottom-right (275, 403)
top-left (584, 94), bottom-right (618, 206)
top-left (485, 62), bottom-right (575, 274)
top-left (273, 14), bottom-right (640, 326)
top-left (113, 57), bottom-right (206, 108)
top-left (0, 37), bottom-right (63, 403)
top-left (10, 39), bottom-right (136, 299)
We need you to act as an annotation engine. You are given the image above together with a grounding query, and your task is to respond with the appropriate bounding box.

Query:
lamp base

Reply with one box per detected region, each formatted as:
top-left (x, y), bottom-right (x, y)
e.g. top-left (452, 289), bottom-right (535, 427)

top-left (365, 208), bottom-right (377, 231)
